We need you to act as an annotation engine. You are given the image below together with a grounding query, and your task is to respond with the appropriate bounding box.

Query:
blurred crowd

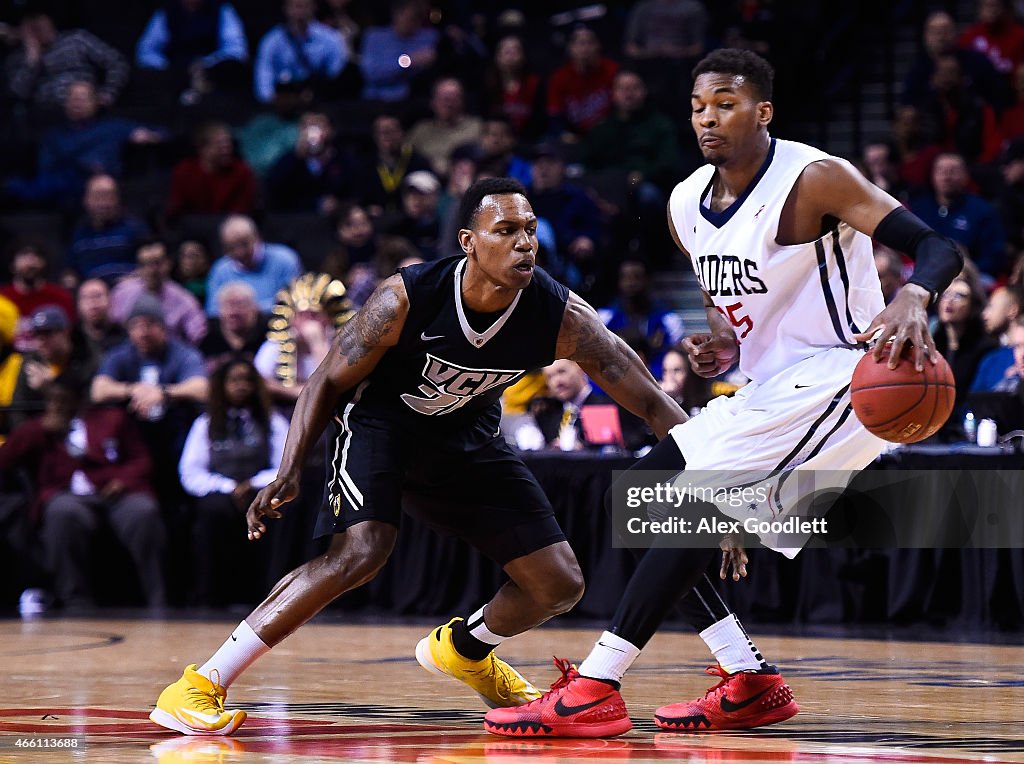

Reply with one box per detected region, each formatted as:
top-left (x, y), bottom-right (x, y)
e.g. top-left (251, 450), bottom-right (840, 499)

top-left (1, 0), bottom-right (1024, 612)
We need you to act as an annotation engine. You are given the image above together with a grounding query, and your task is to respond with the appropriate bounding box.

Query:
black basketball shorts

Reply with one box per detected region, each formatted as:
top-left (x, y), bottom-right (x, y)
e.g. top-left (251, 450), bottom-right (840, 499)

top-left (313, 413), bottom-right (566, 566)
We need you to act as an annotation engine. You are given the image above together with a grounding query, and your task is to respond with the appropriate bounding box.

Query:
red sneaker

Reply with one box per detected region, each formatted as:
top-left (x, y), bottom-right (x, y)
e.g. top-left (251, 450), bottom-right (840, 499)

top-left (484, 658), bottom-right (633, 738)
top-left (654, 664), bottom-right (799, 731)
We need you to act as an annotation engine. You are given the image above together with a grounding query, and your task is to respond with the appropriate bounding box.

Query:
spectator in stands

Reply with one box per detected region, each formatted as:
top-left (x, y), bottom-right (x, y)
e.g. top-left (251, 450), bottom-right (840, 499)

top-left (861, 141), bottom-right (910, 204)
top-left (1002, 315), bottom-right (1024, 392)
top-left (932, 271), bottom-right (998, 408)
top-left (173, 239), bottom-right (212, 307)
top-left (9, 307), bottom-right (93, 430)
top-left (598, 258), bottom-right (684, 375)
top-left (902, 10), bottom-right (1007, 113)
top-left (959, 0), bottom-right (1024, 80)
top-left (547, 25), bottom-right (619, 139)
top-left (917, 54), bottom-right (1002, 164)
top-left (477, 116), bottom-right (532, 186)
top-left (0, 379), bottom-right (165, 609)
top-left (2, 81), bottom-right (164, 208)
top-left (92, 293), bottom-right (209, 502)
top-left (179, 358), bottom-right (287, 605)
top-left (234, 98), bottom-right (301, 177)
top-left (265, 111), bottom-right (350, 214)
top-left (206, 216), bottom-right (301, 315)
top-left (407, 78), bottom-right (483, 178)
top-left (359, 0), bottom-right (438, 102)
top-left (110, 241), bottom-right (207, 345)
top-left (67, 174), bottom-right (151, 285)
top-left (534, 359), bottom-right (652, 451)
top-left (254, 275), bottom-right (343, 401)
top-left (892, 105), bottom-right (943, 192)
top-left (200, 282), bottom-right (267, 370)
top-left (529, 142), bottom-right (604, 290)
top-left (972, 285), bottom-right (1024, 390)
top-left (874, 246), bottom-right (906, 305)
top-left (0, 297), bottom-right (22, 442)
top-left (72, 279), bottom-right (124, 367)
top-left (582, 69), bottom-right (681, 189)
top-left (911, 153), bottom-right (1007, 279)
top-left (135, 0), bottom-right (249, 103)
top-left (166, 121), bottom-right (256, 221)
top-left (483, 34), bottom-right (544, 139)
top-left (0, 242), bottom-right (74, 352)
top-left (254, 0), bottom-right (348, 104)
top-left (4, 8), bottom-right (129, 109)
top-left (377, 171), bottom-right (442, 260)
top-left (623, 0), bottom-right (708, 61)
top-left (998, 139), bottom-right (1024, 250)
top-left (354, 113), bottom-right (432, 216)
top-left (659, 346), bottom-right (711, 414)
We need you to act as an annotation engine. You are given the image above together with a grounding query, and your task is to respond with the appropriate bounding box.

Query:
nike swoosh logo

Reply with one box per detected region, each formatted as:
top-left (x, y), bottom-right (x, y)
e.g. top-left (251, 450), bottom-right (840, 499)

top-left (554, 695), bottom-right (609, 716)
top-left (720, 687), bottom-right (769, 712)
top-left (794, 384), bottom-right (812, 389)
top-left (230, 633), bottom-right (237, 641)
top-left (176, 707), bottom-right (225, 726)
top-left (597, 641), bottom-right (626, 653)
top-left (420, 332), bottom-right (444, 341)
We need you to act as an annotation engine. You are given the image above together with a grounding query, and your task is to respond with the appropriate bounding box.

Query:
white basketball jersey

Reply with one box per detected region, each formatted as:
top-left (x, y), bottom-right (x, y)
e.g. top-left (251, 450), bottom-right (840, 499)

top-left (669, 138), bottom-right (885, 383)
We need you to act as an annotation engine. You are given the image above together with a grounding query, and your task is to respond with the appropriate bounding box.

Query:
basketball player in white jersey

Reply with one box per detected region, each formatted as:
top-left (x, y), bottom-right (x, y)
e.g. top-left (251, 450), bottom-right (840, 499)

top-left (485, 48), bottom-right (964, 738)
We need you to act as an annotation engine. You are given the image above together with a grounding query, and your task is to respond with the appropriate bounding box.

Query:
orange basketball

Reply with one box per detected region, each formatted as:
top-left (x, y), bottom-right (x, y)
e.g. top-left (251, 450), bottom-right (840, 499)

top-left (850, 345), bottom-right (956, 444)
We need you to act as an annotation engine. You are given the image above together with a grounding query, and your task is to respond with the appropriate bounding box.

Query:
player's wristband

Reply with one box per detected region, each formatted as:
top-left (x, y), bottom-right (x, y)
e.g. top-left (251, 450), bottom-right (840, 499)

top-left (873, 207), bottom-right (963, 303)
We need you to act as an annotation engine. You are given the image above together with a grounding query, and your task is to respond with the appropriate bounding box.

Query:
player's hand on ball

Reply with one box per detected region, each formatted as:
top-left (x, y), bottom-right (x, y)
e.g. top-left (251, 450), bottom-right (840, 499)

top-left (247, 474), bottom-right (300, 541)
top-left (852, 285), bottom-right (936, 371)
top-left (719, 532), bottom-right (748, 581)
top-left (682, 333), bottom-right (739, 378)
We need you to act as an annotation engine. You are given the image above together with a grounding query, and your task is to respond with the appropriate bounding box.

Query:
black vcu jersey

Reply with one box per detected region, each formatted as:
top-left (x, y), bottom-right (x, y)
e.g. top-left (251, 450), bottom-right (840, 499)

top-left (316, 256), bottom-right (571, 565)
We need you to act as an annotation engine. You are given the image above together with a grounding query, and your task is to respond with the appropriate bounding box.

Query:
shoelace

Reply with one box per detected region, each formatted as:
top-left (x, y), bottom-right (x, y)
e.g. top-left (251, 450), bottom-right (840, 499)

top-left (188, 669), bottom-right (227, 714)
top-left (550, 657), bottom-right (580, 691)
top-left (702, 664), bottom-right (733, 698)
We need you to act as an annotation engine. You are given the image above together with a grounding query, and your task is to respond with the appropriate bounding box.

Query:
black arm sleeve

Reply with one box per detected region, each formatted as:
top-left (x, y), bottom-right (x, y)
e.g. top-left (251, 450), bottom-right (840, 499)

top-left (872, 207), bottom-right (964, 302)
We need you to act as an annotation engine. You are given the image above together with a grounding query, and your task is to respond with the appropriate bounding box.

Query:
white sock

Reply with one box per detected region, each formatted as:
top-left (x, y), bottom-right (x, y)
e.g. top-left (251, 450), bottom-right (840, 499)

top-left (467, 606), bottom-right (507, 646)
top-left (198, 620), bottom-right (270, 688)
top-left (578, 631), bottom-right (641, 683)
top-left (699, 614), bottom-right (767, 673)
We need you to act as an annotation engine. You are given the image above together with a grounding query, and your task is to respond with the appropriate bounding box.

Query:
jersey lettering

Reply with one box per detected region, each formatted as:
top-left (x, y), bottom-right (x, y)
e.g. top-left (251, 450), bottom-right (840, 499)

top-left (695, 255), bottom-right (768, 297)
top-left (401, 354), bottom-right (524, 416)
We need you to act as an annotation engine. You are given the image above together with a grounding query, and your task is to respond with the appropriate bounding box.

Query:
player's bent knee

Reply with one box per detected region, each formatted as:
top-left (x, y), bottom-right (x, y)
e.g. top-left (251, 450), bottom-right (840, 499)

top-left (536, 563), bottom-right (585, 614)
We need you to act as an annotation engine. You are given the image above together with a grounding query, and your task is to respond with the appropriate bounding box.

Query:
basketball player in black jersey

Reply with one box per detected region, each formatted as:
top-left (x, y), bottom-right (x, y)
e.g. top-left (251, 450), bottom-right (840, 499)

top-left (150, 178), bottom-right (685, 736)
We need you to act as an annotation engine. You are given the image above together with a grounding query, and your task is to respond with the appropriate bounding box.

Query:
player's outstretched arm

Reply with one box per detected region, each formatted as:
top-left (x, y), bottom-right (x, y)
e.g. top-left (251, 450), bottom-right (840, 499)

top-left (246, 275), bottom-right (408, 540)
top-left (555, 292), bottom-right (686, 439)
top-left (792, 159), bottom-right (963, 370)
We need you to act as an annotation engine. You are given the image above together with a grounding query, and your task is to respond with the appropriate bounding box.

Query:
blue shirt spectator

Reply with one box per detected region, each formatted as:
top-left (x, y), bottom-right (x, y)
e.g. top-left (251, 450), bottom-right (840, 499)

top-left (359, 20), bottom-right (438, 101)
top-left (207, 216), bottom-right (302, 315)
top-left (254, 0), bottom-right (347, 104)
top-left (98, 335), bottom-right (206, 387)
top-left (67, 175), bottom-right (150, 282)
top-left (970, 345), bottom-right (1017, 391)
top-left (909, 153), bottom-right (1008, 278)
top-left (136, 2), bottom-right (248, 71)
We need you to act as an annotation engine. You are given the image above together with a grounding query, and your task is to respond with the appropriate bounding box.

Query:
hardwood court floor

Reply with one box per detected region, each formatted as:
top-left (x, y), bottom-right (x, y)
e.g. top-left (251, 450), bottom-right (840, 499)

top-left (0, 618), bottom-right (1021, 763)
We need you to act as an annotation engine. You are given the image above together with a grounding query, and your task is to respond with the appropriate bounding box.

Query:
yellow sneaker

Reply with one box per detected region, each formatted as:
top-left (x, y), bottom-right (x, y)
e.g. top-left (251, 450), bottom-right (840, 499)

top-left (415, 618), bottom-right (542, 708)
top-left (150, 664), bottom-right (247, 736)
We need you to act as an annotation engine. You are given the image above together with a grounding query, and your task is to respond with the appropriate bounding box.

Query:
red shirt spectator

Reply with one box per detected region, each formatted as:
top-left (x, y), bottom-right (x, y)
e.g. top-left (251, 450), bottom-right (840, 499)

top-left (547, 26), bottom-right (619, 137)
top-left (959, 0), bottom-right (1024, 77)
top-left (0, 401), bottom-right (153, 524)
top-left (0, 244), bottom-right (75, 353)
top-left (167, 121), bottom-right (255, 220)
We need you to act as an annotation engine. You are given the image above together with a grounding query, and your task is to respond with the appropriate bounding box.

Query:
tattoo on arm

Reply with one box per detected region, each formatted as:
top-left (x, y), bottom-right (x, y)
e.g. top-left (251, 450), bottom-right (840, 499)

top-left (335, 280), bottom-right (402, 365)
top-left (568, 305), bottom-right (631, 385)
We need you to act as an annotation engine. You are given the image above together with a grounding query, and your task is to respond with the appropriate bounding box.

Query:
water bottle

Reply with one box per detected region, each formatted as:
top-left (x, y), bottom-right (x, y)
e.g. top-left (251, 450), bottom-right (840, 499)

top-left (963, 410), bottom-right (977, 443)
top-left (140, 364), bottom-right (165, 421)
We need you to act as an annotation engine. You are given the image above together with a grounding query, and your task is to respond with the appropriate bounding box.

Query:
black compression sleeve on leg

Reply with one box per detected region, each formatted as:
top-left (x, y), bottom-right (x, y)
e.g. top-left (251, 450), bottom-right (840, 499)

top-left (872, 207), bottom-right (964, 300)
top-left (678, 573), bottom-right (734, 631)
